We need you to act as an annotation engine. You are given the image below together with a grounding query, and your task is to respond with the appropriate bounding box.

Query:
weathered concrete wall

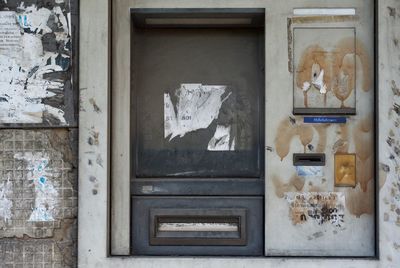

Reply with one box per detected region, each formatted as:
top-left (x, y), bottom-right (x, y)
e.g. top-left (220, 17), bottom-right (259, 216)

top-left (0, 0), bottom-right (78, 267)
top-left (0, 130), bottom-right (78, 267)
top-left (378, 0), bottom-right (400, 265)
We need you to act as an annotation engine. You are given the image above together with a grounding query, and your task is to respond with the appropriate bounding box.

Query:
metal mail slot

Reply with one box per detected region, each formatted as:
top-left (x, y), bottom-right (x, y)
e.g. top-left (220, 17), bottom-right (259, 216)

top-left (132, 196), bottom-right (263, 256)
top-left (293, 153), bottom-right (326, 166)
top-left (150, 209), bottom-right (246, 246)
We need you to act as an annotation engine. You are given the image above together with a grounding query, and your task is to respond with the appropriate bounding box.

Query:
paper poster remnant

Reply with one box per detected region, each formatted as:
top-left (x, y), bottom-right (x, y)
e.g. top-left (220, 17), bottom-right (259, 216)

top-left (164, 83), bottom-right (231, 140)
top-left (0, 11), bottom-right (21, 55)
top-left (207, 125), bottom-right (235, 151)
top-left (302, 67), bottom-right (327, 94)
top-left (285, 192), bottom-right (345, 227)
top-left (14, 152), bottom-right (58, 221)
top-left (0, 5), bottom-right (71, 125)
top-left (296, 166), bottom-right (324, 177)
top-left (335, 154), bottom-right (356, 187)
top-left (0, 179), bottom-right (13, 221)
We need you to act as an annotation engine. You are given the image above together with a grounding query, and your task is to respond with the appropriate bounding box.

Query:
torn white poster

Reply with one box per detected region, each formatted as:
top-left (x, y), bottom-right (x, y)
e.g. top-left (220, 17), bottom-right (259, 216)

top-left (164, 83), bottom-right (231, 140)
top-left (0, 5), bottom-right (70, 124)
top-left (285, 192), bottom-right (345, 227)
top-left (0, 11), bottom-right (21, 56)
top-left (207, 125), bottom-right (235, 151)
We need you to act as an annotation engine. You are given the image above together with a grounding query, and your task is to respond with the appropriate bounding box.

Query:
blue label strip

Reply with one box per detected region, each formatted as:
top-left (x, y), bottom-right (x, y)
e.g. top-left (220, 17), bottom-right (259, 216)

top-left (304, 117), bottom-right (347, 124)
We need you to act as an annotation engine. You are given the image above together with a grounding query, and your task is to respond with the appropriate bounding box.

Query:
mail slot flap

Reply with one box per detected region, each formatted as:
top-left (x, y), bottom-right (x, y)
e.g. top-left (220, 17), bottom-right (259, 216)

top-left (293, 153), bottom-right (325, 166)
top-left (150, 209), bottom-right (246, 246)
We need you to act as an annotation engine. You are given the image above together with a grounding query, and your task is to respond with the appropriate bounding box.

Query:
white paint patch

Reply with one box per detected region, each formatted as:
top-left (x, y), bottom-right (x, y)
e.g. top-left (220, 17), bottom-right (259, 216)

top-left (14, 152), bottom-right (59, 221)
top-left (164, 83), bottom-right (231, 140)
top-left (207, 125), bottom-right (235, 151)
top-left (0, 179), bottom-right (13, 221)
top-left (0, 5), bottom-right (70, 124)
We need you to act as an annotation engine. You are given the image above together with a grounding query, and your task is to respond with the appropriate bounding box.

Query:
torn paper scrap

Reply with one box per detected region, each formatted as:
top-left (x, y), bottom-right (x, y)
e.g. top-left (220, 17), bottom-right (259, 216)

top-left (207, 125), bottom-right (235, 151)
top-left (296, 166), bottom-right (324, 177)
top-left (285, 192), bottom-right (345, 227)
top-left (164, 83), bottom-right (231, 140)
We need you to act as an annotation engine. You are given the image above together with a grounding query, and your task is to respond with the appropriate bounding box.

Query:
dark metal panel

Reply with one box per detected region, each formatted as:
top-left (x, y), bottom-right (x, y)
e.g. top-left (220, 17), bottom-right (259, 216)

top-left (293, 153), bottom-right (326, 166)
top-left (132, 26), bottom-right (265, 179)
top-left (131, 8), bottom-right (265, 28)
top-left (131, 196), bottom-right (263, 256)
top-left (131, 178), bottom-right (264, 196)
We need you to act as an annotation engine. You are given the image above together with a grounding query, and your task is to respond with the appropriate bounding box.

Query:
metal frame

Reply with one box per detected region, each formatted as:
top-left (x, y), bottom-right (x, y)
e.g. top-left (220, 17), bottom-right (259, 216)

top-left (149, 209), bottom-right (247, 246)
top-left (291, 26), bottom-right (357, 115)
top-left (78, 0), bottom-right (395, 266)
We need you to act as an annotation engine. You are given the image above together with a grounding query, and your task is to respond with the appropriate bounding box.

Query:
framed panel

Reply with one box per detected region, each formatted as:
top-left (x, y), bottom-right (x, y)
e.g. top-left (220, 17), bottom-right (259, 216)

top-left (293, 27), bottom-right (358, 115)
top-left (131, 9), bottom-right (265, 178)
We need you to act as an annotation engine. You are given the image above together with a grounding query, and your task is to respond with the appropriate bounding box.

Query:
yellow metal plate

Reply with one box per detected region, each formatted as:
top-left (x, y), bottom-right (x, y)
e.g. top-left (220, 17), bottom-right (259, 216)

top-left (334, 154), bottom-right (356, 187)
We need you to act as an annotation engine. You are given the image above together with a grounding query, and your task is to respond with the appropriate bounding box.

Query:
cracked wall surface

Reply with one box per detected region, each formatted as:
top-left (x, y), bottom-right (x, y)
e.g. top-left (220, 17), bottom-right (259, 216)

top-left (0, 129), bottom-right (77, 267)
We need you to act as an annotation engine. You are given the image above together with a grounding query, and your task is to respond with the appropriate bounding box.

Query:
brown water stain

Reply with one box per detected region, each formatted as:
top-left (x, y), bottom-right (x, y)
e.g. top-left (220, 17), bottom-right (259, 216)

top-left (346, 180), bottom-right (374, 217)
top-left (295, 36), bottom-right (370, 108)
top-left (275, 119), bottom-right (298, 160)
top-left (332, 37), bottom-right (371, 93)
top-left (336, 125), bottom-right (349, 153)
top-left (272, 175), bottom-right (293, 198)
top-left (313, 125), bottom-right (329, 152)
top-left (353, 117), bottom-right (373, 192)
top-left (272, 174), bottom-right (305, 198)
top-left (298, 124), bottom-right (314, 152)
top-left (275, 118), bottom-right (314, 160)
top-left (290, 175), bottom-right (305, 191)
